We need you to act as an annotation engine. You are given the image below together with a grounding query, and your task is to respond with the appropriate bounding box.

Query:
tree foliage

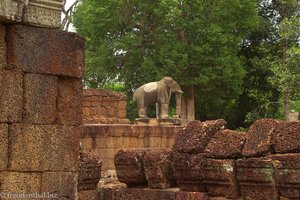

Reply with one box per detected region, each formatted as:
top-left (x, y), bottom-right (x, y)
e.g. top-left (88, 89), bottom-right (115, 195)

top-left (73, 0), bottom-right (260, 127)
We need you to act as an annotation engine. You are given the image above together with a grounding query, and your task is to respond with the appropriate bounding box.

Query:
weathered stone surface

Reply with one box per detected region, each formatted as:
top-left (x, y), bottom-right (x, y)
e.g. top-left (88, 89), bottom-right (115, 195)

top-left (0, 172), bottom-right (41, 193)
top-left (78, 151), bottom-right (102, 191)
top-left (143, 149), bottom-right (176, 189)
top-left (0, 0), bottom-right (26, 22)
top-left (24, 73), bottom-right (58, 124)
top-left (6, 25), bottom-right (85, 78)
top-left (114, 149), bottom-right (149, 186)
top-left (23, 0), bottom-right (63, 28)
top-left (205, 129), bottom-right (246, 158)
top-left (0, 123), bottom-right (8, 170)
top-left (271, 154), bottom-right (300, 198)
top-left (9, 124), bottom-right (80, 172)
top-left (172, 152), bottom-right (207, 192)
top-left (242, 118), bottom-right (281, 157)
top-left (172, 120), bottom-right (227, 154)
top-left (58, 77), bottom-right (82, 125)
top-left (41, 172), bottom-right (77, 199)
top-left (237, 157), bottom-right (278, 200)
top-left (0, 69), bottom-right (23, 123)
top-left (272, 121), bottom-right (300, 153)
top-left (0, 24), bottom-right (6, 69)
top-left (101, 188), bottom-right (179, 200)
top-left (202, 159), bottom-right (239, 199)
top-left (175, 191), bottom-right (208, 200)
top-left (78, 190), bottom-right (98, 200)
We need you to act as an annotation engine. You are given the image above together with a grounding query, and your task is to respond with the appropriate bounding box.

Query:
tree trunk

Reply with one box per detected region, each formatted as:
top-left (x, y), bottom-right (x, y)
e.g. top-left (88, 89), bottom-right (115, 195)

top-left (284, 88), bottom-right (290, 121)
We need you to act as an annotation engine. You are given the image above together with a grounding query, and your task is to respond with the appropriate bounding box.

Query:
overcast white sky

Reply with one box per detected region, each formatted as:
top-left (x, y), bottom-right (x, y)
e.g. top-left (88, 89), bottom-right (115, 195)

top-left (62, 0), bottom-right (77, 31)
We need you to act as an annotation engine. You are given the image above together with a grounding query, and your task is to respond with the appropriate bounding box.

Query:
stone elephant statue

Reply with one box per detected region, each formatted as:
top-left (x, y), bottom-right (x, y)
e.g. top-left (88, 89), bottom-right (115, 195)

top-left (133, 77), bottom-right (183, 118)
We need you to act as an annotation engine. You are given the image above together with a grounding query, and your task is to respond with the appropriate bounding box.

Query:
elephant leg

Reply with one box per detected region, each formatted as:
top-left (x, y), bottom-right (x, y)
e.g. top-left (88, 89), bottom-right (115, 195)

top-left (160, 103), bottom-right (169, 118)
top-left (138, 107), bottom-right (148, 118)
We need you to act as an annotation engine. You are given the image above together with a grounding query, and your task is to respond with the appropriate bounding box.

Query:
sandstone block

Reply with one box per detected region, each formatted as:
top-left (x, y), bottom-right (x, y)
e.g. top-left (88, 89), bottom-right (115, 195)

top-left (0, 24), bottom-right (6, 69)
top-left (271, 154), bottom-right (300, 198)
top-left (114, 149), bottom-right (149, 186)
top-left (0, 0), bottom-right (25, 22)
top-left (272, 121), bottom-right (300, 153)
top-left (0, 172), bottom-right (41, 193)
top-left (41, 172), bottom-right (77, 199)
top-left (78, 151), bottom-right (102, 191)
top-left (116, 188), bottom-right (178, 200)
top-left (23, 0), bottom-right (63, 28)
top-left (0, 123), bottom-right (8, 170)
top-left (143, 149), bottom-right (176, 189)
top-left (172, 152), bottom-right (207, 192)
top-left (202, 159), bottom-right (239, 199)
top-left (0, 69), bottom-right (23, 123)
top-left (237, 157), bottom-right (278, 200)
top-left (172, 120), bottom-right (226, 154)
top-left (175, 191), bottom-right (208, 200)
top-left (9, 124), bottom-right (80, 172)
top-left (57, 77), bottom-right (82, 125)
top-left (118, 109), bottom-right (127, 118)
top-left (24, 73), bottom-right (58, 124)
top-left (242, 118), bottom-right (281, 157)
top-left (7, 25), bottom-right (84, 78)
top-left (205, 129), bottom-right (246, 158)
top-left (78, 190), bottom-right (98, 200)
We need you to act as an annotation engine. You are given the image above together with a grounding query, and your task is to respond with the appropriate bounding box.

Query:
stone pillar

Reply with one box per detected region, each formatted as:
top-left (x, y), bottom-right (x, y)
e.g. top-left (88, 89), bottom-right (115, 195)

top-left (0, 5), bottom-right (84, 198)
top-left (181, 86), bottom-right (195, 125)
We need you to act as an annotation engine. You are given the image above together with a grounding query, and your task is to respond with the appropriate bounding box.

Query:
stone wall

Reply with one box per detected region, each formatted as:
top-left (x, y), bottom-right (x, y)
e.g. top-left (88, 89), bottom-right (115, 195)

top-left (83, 89), bottom-right (130, 124)
top-left (98, 119), bottom-right (300, 200)
top-left (81, 125), bottom-right (182, 171)
top-left (0, 5), bottom-right (84, 198)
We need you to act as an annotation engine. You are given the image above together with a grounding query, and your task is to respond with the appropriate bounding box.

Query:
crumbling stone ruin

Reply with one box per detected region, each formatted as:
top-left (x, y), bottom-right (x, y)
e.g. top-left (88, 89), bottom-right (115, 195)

top-left (99, 119), bottom-right (300, 200)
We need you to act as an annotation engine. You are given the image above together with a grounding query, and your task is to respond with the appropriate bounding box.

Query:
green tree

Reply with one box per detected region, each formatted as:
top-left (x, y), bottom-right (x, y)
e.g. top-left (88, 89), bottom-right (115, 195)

top-left (73, 0), bottom-right (259, 126)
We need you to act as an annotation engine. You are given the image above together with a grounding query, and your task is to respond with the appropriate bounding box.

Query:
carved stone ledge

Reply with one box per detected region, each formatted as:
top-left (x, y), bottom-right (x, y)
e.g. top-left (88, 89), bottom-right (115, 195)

top-left (0, 0), bottom-right (63, 28)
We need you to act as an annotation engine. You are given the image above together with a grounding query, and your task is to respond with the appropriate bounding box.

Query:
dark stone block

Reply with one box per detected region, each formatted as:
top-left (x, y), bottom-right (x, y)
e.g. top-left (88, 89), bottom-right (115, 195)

top-left (172, 120), bottom-right (226, 154)
top-left (242, 118), bottom-right (281, 157)
top-left (237, 157), bottom-right (278, 200)
top-left (143, 149), bottom-right (176, 189)
top-left (205, 129), bottom-right (246, 159)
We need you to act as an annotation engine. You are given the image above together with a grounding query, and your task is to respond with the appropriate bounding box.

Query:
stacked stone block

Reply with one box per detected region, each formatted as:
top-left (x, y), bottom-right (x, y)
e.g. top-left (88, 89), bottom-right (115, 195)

top-left (105, 119), bottom-right (300, 200)
top-left (0, 12), bottom-right (84, 198)
top-left (83, 89), bottom-right (130, 124)
top-left (78, 151), bottom-right (102, 200)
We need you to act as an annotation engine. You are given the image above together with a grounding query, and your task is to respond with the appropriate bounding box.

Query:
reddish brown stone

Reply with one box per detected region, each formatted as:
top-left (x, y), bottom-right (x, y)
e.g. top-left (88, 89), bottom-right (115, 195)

top-left (236, 157), bottom-right (278, 200)
top-left (205, 129), bottom-right (246, 158)
top-left (271, 154), bottom-right (300, 198)
top-left (272, 121), bottom-right (300, 153)
top-left (242, 118), bottom-right (281, 157)
top-left (78, 151), bottom-right (102, 191)
top-left (172, 120), bottom-right (227, 154)
top-left (143, 149), bottom-right (176, 189)
top-left (41, 172), bottom-right (77, 199)
top-left (172, 152), bottom-right (207, 192)
top-left (0, 172), bottom-right (41, 193)
top-left (114, 149), bottom-right (149, 186)
top-left (0, 124), bottom-right (8, 170)
top-left (0, 24), bottom-right (6, 69)
top-left (175, 191), bottom-right (208, 200)
top-left (9, 124), bottom-right (80, 172)
top-left (0, 69), bottom-right (23, 123)
top-left (116, 188), bottom-right (178, 200)
top-left (57, 77), bottom-right (82, 125)
top-left (6, 25), bottom-right (84, 78)
top-left (201, 159), bottom-right (239, 199)
top-left (24, 73), bottom-right (58, 124)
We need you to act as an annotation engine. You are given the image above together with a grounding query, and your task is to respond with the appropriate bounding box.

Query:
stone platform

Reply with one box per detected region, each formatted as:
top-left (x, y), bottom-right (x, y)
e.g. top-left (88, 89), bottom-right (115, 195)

top-left (134, 118), bottom-right (181, 126)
